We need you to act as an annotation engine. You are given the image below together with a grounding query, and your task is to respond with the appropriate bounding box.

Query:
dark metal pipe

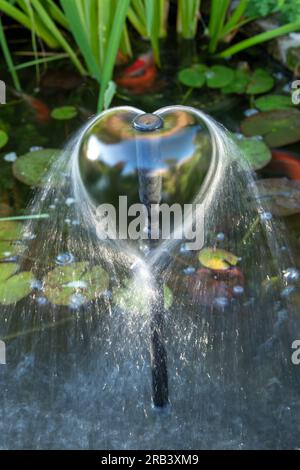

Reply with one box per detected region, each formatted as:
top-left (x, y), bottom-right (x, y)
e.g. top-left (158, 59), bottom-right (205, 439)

top-left (133, 113), bottom-right (169, 407)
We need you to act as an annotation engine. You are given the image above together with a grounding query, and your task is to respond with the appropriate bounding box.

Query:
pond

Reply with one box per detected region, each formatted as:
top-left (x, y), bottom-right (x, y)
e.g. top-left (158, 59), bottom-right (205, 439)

top-left (1, 36), bottom-right (300, 450)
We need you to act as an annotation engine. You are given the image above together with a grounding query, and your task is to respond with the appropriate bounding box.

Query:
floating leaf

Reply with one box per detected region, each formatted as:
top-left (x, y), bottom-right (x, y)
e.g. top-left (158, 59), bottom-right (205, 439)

top-left (246, 69), bottom-right (274, 95)
top-left (0, 263), bottom-right (34, 305)
top-left (13, 148), bottom-right (60, 187)
top-left (178, 67), bottom-right (206, 88)
top-left (222, 69), bottom-right (249, 94)
top-left (0, 130), bottom-right (8, 149)
top-left (44, 262), bottom-right (109, 306)
top-left (255, 178), bottom-right (300, 216)
top-left (254, 94), bottom-right (293, 111)
top-left (0, 221), bottom-right (23, 260)
top-left (235, 136), bottom-right (272, 170)
top-left (198, 248), bottom-right (239, 270)
top-left (206, 66), bottom-right (234, 89)
top-left (241, 110), bottom-right (300, 147)
top-left (51, 106), bottom-right (78, 120)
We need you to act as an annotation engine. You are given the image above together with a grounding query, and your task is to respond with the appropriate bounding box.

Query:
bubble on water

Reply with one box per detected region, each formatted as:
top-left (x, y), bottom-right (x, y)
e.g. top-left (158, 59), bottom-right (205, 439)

top-left (30, 146), bottom-right (43, 152)
top-left (23, 231), bottom-right (36, 241)
top-left (69, 293), bottom-right (87, 309)
top-left (244, 109), bottom-right (258, 117)
top-left (281, 245), bottom-right (288, 252)
top-left (30, 280), bottom-right (43, 290)
top-left (280, 286), bottom-right (295, 298)
top-left (49, 204), bottom-right (56, 210)
top-left (205, 71), bottom-right (215, 79)
top-left (214, 296), bottom-right (229, 309)
top-left (283, 267), bottom-right (299, 282)
top-left (65, 197), bottom-right (76, 207)
top-left (65, 218), bottom-right (71, 224)
top-left (71, 220), bottom-right (80, 226)
top-left (36, 296), bottom-right (48, 306)
top-left (3, 152), bottom-right (17, 162)
top-left (260, 211), bottom-right (272, 221)
top-left (183, 266), bottom-right (196, 275)
top-left (216, 232), bottom-right (225, 241)
top-left (55, 252), bottom-right (75, 266)
top-left (233, 285), bottom-right (244, 296)
top-left (3, 251), bottom-right (11, 257)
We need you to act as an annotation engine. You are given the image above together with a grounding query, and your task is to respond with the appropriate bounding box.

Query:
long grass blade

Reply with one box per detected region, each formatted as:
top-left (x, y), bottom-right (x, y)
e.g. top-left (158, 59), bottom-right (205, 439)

top-left (0, 16), bottom-right (21, 90)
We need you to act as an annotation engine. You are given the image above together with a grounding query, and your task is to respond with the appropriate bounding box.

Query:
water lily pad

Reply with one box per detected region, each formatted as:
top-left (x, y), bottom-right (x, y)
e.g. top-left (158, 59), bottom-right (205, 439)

top-left (0, 130), bottom-right (8, 149)
top-left (206, 66), bottom-right (234, 89)
top-left (255, 178), bottom-right (300, 216)
top-left (235, 136), bottom-right (272, 170)
top-left (44, 262), bottom-right (109, 306)
top-left (241, 110), bottom-right (300, 147)
top-left (198, 248), bottom-right (239, 270)
top-left (246, 69), bottom-right (274, 95)
top-left (222, 69), bottom-right (249, 94)
top-left (254, 94), bottom-right (293, 112)
top-left (0, 221), bottom-right (23, 260)
top-left (113, 279), bottom-right (172, 314)
top-left (0, 263), bottom-right (34, 305)
top-left (51, 106), bottom-right (78, 120)
top-left (178, 67), bottom-right (206, 88)
top-left (13, 148), bottom-right (60, 187)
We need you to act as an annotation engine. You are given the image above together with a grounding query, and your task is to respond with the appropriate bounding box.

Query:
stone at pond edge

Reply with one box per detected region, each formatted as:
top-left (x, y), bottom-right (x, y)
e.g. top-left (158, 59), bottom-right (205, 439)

top-left (13, 148), bottom-right (60, 187)
top-left (255, 178), bottom-right (300, 216)
top-left (241, 110), bottom-right (300, 147)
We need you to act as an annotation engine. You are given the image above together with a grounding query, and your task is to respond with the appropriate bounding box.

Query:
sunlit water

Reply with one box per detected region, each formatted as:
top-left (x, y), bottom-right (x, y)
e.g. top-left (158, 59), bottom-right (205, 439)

top-left (0, 107), bottom-right (300, 449)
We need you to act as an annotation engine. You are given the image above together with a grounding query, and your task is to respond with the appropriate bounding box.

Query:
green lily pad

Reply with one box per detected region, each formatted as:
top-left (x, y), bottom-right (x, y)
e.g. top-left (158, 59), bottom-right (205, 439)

top-left (0, 221), bottom-right (23, 260)
top-left (235, 136), bottom-right (272, 170)
top-left (222, 69), bottom-right (249, 94)
top-left (113, 278), bottom-right (172, 314)
top-left (246, 69), bottom-right (274, 95)
top-left (13, 148), bottom-right (60, 187)
top-left (0, 130), bottom-right (8, 149)
top-left (241, 110), bottom-right (300, 147)
top-left (178, 67), bottom-right (206, 88)
top-left (255, 178), bottom-right (300, 216)
top-left (206, 66), bottom-right (234, 89)
top-left (44, 262), bottom-right (109, 306)
top-left (51, 106), bottom-right (78, 120)
top-left (254, 94), bottom-right (293, 112)
top-left (199, 248), bottom-right (239, 270)
top-left (0, 263), bottom-right (34, 305)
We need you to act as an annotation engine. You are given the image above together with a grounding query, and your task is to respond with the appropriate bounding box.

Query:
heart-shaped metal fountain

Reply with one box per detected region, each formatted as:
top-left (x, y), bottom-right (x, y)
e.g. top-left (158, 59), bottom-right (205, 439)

top-left (77, 105), bottom-right (218, 407)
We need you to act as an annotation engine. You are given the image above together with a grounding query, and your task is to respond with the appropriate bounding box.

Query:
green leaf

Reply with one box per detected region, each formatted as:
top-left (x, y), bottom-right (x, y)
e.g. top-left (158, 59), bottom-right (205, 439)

top-left (44, 262), bottom-right (109, 306)
top-left (222, 69), bottom-right (249, 94)
top-left (0, 221), bottom-right (24, 260)
top-left (13, 148), bottom-right (60, 187)
top-left (206, 65), bottom-right (235, 89)
top-left (178, 67), bottom-right (206, 88)
top-left (164, 284), bottom-right (173, 310)
top-left (51, 105), bottom-right (78, 120)
top-left (199, 248), bottom-right (239, 270)
top-left (0, 130), bottom-right (8, 149)
top-left (235, 136), bottom-right (272, 170)
top-left (103, 80), bottom-right (117, 110)
top-left (0, 263), bottom-right (34, 305)
top-left (246, 69), bottom-right (274, 95)
top-left (254, 94), bottom-right (293, 111)
top-left (241, 110), bottom-right (300, 147)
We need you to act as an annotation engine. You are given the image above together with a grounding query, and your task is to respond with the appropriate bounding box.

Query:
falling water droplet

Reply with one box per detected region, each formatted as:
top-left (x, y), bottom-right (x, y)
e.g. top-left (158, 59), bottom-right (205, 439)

top-left (36, 297), bottom-right (48, 306)
top-left (280, 286), bottom-right (295, 298)
top-left (30, 280), bottom-right (43, 290)
top-left (283, 267), bottom-right (299, 282)
top-left (55, 252), bottom-right (75, 265)
top-left (233, 285), bottom-right (244, 296)
top-left (69, 293), bottom-right (87, 309)
top-left (65, 197), bottom-right (76, 206)
top-left (216, 232), bottom-right (225, 241)
top-left (183, 266), bottom-right (195, 275)
top-left (3, 152), bottom-right (17, 162)
top-left (180, 243), bottom-right (191, 254)
top-left (260, 211), bottom-right (272, 221)
top-left (214, 296), bottom-right (229, 310)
